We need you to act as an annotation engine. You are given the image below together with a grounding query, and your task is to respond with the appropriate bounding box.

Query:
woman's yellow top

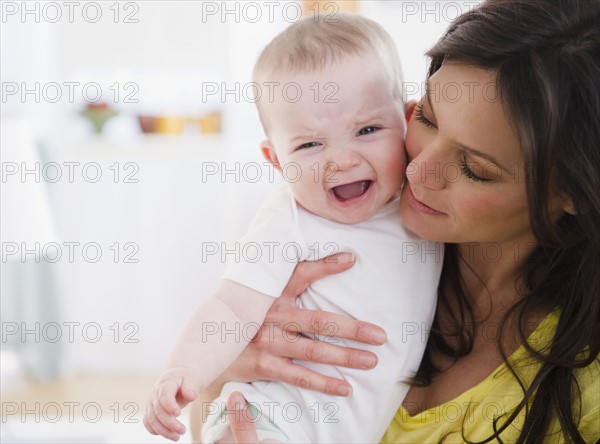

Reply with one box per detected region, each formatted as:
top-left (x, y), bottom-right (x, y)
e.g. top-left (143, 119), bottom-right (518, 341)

top-left (381, 310), bottom-right (599, 443)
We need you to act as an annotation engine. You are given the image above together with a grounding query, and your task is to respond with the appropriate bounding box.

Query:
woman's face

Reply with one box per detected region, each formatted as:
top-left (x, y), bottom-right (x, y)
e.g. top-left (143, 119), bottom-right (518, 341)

top-left (400, 63), bottom-right (562, 247)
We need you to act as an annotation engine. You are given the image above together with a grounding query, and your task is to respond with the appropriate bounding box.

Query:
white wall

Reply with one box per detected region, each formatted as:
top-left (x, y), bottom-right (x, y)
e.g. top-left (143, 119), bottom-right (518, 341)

top-left (1, 1), bottom-right (482, 376)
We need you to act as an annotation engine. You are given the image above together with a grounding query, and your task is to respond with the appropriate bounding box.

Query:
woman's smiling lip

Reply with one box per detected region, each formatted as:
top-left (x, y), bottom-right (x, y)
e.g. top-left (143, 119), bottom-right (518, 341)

top-left (405, 183), bottom-right (446, 216)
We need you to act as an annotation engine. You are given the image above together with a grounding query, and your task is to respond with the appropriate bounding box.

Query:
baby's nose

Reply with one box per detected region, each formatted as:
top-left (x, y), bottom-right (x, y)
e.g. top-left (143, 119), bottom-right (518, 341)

top-left (331, 146), bottom-right (361, 171)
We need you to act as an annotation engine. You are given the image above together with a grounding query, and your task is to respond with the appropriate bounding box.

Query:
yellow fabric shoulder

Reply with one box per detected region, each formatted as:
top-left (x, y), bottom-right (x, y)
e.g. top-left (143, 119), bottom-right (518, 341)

top-left (381, 309), bottom-right (600, 443)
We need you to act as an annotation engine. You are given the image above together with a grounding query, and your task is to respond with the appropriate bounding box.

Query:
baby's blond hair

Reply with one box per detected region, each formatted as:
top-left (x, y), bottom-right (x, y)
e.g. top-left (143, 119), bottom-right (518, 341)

top-left (253, 13), bottom-right (405, 133)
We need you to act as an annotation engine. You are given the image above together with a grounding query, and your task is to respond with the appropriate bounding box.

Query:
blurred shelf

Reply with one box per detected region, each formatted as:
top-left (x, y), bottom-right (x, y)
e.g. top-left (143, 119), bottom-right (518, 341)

top-left (59, 133), bottom-right (227, 158)
top-left (1, 373), bottom-right (159, 419)
top-left (51, 134), bottom-right (231, 167)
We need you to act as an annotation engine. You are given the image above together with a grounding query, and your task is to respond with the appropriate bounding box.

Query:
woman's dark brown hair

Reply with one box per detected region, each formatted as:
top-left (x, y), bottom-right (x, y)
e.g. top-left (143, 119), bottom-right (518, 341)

top-left (417, 0), bottom-right (600, 442)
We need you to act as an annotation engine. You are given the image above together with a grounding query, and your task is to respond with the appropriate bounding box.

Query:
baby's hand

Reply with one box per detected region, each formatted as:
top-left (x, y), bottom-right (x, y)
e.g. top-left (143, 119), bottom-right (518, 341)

top-left (143, 367), bottom-right (201, 441)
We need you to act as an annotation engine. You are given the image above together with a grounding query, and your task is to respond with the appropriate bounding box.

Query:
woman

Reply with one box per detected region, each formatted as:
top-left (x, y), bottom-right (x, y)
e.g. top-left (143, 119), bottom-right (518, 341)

top-left (188, 0), bottom-right (599, 441)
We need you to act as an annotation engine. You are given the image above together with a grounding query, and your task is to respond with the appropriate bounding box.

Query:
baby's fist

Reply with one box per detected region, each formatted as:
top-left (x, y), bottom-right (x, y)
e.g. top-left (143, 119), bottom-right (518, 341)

top-left (143, 368), bottom-right (200, 441)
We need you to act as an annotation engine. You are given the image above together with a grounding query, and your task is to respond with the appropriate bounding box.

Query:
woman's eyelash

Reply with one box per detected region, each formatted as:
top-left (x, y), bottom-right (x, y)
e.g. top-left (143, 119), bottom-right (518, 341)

top-left (415, 104), bottom-right (436, 129)
top-left (414, 103), bottom-right (492, 184)
top-left (460, 157), bottom-right (491, 182)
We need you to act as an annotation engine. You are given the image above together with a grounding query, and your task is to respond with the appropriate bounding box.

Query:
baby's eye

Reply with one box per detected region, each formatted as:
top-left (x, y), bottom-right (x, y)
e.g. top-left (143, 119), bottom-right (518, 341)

top-left (296, 141), bottom-right (321, 150)
top-left (357, 126), bottom-right (379, 136)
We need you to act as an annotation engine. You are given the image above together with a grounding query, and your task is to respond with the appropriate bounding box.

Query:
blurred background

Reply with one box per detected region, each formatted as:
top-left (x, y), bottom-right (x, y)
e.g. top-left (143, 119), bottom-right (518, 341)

top-left (1, 1), bottom-right (481, 442)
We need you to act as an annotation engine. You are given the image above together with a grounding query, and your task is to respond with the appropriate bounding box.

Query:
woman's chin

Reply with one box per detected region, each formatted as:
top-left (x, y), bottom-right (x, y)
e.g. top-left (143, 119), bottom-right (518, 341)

top-left (400, 201), bottom-right (447, 242)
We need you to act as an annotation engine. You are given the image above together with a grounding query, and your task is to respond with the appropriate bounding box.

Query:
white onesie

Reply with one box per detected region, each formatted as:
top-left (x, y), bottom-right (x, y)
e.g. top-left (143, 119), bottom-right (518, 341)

top-left (202, 185), bottom-right (442, 443)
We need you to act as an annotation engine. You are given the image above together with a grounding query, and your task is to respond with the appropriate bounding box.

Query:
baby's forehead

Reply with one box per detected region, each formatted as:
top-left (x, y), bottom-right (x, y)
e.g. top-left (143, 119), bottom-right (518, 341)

top-left (261, 90), bottom-right (403, 143)
top-left (260, 51), bottom-right (383, 81)
top-left (258, 59), bottom-right (400, 106)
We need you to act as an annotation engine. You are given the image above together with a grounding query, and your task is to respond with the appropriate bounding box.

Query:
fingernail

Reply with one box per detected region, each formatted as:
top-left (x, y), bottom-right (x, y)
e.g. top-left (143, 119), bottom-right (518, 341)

top-left (231, 393), bottom-right (246, 410)
top-left (338, 385), bottom-right (352, 396)
top-left (360, 354), bottom-right (377, 368)
top-left (370, 329), bottom-right (387, 345)
top-left (338, 252), bottom-right (355, 264)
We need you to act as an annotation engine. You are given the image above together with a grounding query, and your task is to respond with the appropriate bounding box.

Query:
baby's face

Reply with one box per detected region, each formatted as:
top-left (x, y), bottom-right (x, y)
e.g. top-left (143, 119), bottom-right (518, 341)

top-left (261, 55), bottom-right (406, 224)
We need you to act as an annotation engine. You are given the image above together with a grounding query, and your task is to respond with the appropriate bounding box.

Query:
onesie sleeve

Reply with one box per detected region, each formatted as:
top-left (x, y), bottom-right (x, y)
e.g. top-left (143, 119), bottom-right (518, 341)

top-left (222, 186), bottom-right (307, 298)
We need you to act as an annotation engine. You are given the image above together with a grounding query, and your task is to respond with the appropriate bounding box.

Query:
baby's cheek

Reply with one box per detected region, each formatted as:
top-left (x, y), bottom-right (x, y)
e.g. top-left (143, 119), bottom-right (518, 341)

top-left (386, 144), bottom-right (408, 185)
top-left (399, 143), bottom-right (408, 179)
top-left (404, 121), bottom-right (421, 161)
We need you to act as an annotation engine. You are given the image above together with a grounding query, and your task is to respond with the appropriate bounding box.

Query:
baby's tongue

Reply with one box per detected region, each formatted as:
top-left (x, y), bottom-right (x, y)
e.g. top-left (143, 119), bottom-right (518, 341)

top-left (332, 180), bottom-right (371, 201)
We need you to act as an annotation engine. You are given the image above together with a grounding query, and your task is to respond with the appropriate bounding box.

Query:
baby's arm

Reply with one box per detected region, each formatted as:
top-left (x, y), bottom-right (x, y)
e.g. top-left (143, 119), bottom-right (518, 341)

top-left (144, 280), bottom-right (275, 441)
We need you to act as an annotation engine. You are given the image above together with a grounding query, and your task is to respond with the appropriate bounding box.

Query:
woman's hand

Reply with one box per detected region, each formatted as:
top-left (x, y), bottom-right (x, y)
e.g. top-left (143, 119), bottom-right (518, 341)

top-left (225, 392), bottom-right (279, 443)
top-left (190, 253), bottom-right (387, 442)
top-left (224, 252), bottom-right (387, 396)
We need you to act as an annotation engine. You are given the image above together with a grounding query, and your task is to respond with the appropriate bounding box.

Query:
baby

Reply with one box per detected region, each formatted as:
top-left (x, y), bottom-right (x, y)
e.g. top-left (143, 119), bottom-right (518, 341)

top-left (145, 13), bottom-right (442, 443)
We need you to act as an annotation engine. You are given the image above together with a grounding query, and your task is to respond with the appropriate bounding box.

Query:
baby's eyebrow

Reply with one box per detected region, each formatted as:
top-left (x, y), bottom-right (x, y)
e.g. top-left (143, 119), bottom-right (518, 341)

top-left (354, 106), bottom-right (393, 125)
top-left (289, 132), bottom-right (320, 145)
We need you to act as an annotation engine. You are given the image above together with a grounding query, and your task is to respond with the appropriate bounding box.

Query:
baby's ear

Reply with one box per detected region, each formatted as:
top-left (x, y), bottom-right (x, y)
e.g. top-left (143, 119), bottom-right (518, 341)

top-left (404, 100), bottom-right (418, 123)
top-left (261, 140), bottom-right (282, 173)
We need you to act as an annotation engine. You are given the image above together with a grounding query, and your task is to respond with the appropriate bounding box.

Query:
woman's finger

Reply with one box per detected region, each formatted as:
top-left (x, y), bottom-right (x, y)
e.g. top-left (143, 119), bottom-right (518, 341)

top-left (227, 392), bottom-right (260, 443)
top-left (264, 334), bottom-right (379, 369)
top-left (257, 356), bottom-right (354, 396)
top-left (265, 306), bottom-right (387, 345)
top-left (279, 253), bottom-right (356, 303)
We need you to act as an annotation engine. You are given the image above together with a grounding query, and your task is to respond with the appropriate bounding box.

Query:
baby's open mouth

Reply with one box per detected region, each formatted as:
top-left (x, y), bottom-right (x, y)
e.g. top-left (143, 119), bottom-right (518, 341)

top-left (331, 180), bottom-right (372, 202)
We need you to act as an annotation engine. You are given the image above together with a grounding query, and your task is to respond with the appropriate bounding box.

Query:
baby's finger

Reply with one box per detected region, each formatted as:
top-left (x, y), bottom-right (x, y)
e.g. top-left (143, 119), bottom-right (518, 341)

top-left (158, 380), bottom-right (183, 415)
top-left (146, 407), bottom-right (182, 441)
top-left (177, 378), bottom-right (198, 404)
top-left (227, 392), bottom-right (260, 444)
top-left (153, 398), bottom-right (186, 437)
top-left (143, 407), bottom-right (159, 435)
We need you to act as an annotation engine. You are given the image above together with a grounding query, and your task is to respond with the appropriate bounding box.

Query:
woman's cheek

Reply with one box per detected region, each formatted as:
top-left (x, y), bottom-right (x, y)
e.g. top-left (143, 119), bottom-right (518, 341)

top-left (452, 189), bottom-right (493, 223)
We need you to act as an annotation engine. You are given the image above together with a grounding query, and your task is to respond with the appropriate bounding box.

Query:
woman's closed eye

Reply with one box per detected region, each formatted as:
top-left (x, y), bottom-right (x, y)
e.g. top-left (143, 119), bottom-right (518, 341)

top-left (415, 102), bottom-right (494, 183)
top-left (414, 104), bottom-right (436, 129)
top-left (459, 157), bottom-right (493, 183)
top-left (357, 126), bottom-right (381, 136)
